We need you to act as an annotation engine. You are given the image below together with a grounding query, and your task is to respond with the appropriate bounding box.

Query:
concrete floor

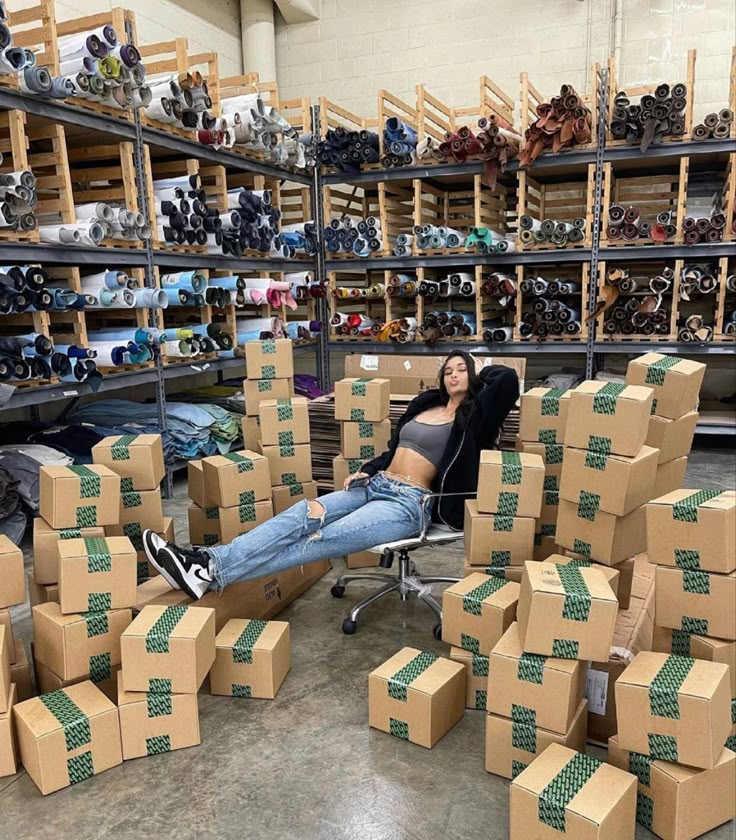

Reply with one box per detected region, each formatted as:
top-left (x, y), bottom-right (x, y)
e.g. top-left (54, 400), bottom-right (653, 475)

top-left (1, 444), bottom-right (735, 839)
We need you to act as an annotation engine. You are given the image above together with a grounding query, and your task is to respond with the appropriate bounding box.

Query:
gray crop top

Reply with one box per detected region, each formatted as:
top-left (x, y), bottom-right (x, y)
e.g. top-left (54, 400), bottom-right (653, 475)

top-left (397, 417), bottom-right (453, 464)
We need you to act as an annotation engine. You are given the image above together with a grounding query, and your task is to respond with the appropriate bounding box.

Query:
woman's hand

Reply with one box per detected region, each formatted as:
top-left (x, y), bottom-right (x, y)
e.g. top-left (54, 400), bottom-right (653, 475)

top-left (344, 471), bottom-right (369, 490)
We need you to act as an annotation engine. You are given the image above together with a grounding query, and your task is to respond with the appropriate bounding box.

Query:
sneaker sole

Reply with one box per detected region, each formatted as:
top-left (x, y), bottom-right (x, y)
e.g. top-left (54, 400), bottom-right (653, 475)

top-left (156, 545), bottom-right (209, 600)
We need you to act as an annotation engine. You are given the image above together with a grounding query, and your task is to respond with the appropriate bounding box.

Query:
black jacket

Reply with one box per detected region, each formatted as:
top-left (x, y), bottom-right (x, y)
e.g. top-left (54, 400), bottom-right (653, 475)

top-left (361, 365), bottom-right (520, 530)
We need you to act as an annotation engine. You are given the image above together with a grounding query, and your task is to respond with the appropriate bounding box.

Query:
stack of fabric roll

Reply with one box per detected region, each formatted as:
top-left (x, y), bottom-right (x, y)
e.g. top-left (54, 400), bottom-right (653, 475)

top-left (153, 173), bottom-right (219, 249)
top-left (382, 118), bottom-right (417, 167)
top-left (679, 264), bottom-right (718, 300)
top-left (333, 281), bottom-right (385, 300)
top-left (0, 168), bottom-right (37, 233)
top-left (144, 68), bottom-right (216, 132)
top-left (678, 314), bottom-right (714, 342)
top-left (418, 310), bottom-right (476, 344)
top-left (386, 273), bottom-right (417, 298)
top-left (482, 271), bottom-right (517, 342)
top-left (692, 109), bottom-right (733, 140)
top-left (234, 275), bottom-right (299, 309)
top-left (159, 269), bottom-right (236, 309)
top-left (38, 201), bottom-right (150, 247)
top-left (0, 264), bottom-right (89, 313)
top-left (601, 267), bottom-right (672, 336)
top-left (519, 215), bottom-right (585, 247)
top-left (417, 273), bottom-right (475, 299)
top-left (317, 128), bottom-right (380, 172)
top-left (605, 265), bottom-right (674, 295)
top-left (481, 321), bottom-right (514, 343)
top-left (412, 224), bottom-right (466, 250)
top-left (330, 313), bottom-right (383, 337)
top-left (682, 210), bottom-right (726, 244)
top-left (392, 233), bottom-right (414, 257)
top-left (464, 227), bottom-right (515, 253)
top-left (606, 204), bottom-right (676, 243)
top-left (324, 217), bottom-right (383, 256)
top-left (84, 329), bottom-right (158, 367)
top-left (0, 332), bottom-right (100, 383)
top-left (518, 84), bottom-right (592, 166)
top-left (224, 186), bottom-right (284, 257)
top-left (609, 83), bottom-right (687, 151)
top-left (482, 271), bottom-right (517, 304)
top-left (280, 222), bottom-right (318, 257)
top-left (0, 1), bottom-right (38, 79)
top-left (518, 273), bottom-right (582, 339)
top-left (285, 270), bottom-right (324, 305)
top-left (81, 268), bottom-right (167, 309)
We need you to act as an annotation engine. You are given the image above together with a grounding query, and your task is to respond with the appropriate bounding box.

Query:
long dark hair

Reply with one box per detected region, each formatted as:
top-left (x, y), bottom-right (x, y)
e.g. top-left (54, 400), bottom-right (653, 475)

top-left (438, 351), bottom-right (483, 426)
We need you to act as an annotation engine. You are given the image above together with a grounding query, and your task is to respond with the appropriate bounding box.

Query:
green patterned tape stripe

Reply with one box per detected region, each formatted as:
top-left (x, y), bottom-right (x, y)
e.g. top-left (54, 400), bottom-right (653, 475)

top-left (358, 421), bottom-right (374, 438)
top-left (552, 639), bottom-right (579, 659)
top-left (648, 733), bottom-right (678, 762)
top-left (628, 751), bottom-right (652, 786)
top-left (147, 691), bottom-right (173, 718)
top-left (669, 628), bottom-right (692, 656)
top-left (232, 619), bottom-right (268, 664)
top-left (146, 735), bottom-right (171, 755)
top-left (644, 355), bottom-right (681, 387)
top-left (232, 684), bottom-right (252, 697)
top-left (389, 718), bottom-right (409, 740)
top-left (573, 538), bottom-right (591, 559)
top-left (487, 550), bottom-right (511, 569)
top-left (518, 652), bottom-right (546, 684)
top-left (585, 449), bottom-right (609, 470)
top-left (276, 399), bottom-right (294, 421)
top-left (205, 506), bottom-right (220, 519)
top-left (122, 491), bottom-right (142, 509)
top-left (577, 491), bottom-right (600, 522)
top-left (540, 523), bottom-right (556, 537)
top-left (278, 431), bottom-right (295, 447)
top-left (68, 465), bottom-right (101, 498)
top-left (543, 443), bottom-right (564, 464)
top-left (145, 605), bottom-right (188, 654)
top-left (674, 549), bottom-right (701, 570)
top-left (122, 522), bottom-right (144, 553)
top-left (351, 378), bottom-right (369, 396)
top-left (538, 429), bottom-right (557, 444)
top-left (556, 563), bottom-right (592, 622)
top-left (636, 792), bottom-right (654, 829)
top-left (540, 388), bottom-right (568, 416)
top-left (279, 443), bottom-right (295, 458)
top-left (257, 379), bottom-right (273, 392)
top-left (76, 505), bottom-right (98, 528)
top-left (288, 483), bottom-right (304, 497)
top-left (681, 616), bottom-right (709, 635)
top-left (68, 752), bottom-right (94, 784)
top-left (649, 655), bottom-right (695, 719)
top-left (149, 678), bottom-right (172, 694)
top-left (238, 503), bottom-right (257, 523)
top-left (731, 698), bottom-right (736, 725)
top-left (472, 654), bottom-right (489, 677)
top-left (89, 652), bottom-right (111, 683)
top-left (592, 382), bottom-right (626, 415)
top-left (82, 610), bottom-right (109, 638)
top-left (121, 477), bottom-right (134, 493)
top-left (387, 651), bottom-right (439, 702)
top-left (512, 760), bottom-right (528, 779)
top-left (501, 451), bottom-right (523, 484)
top-left (224, 453), bottom-right (255, 474)
top-left (84, 537), bottom-right (112, 573)
top-left (462, 576), bottom-right (507, 615)
top-left (544, 475), bottom-right (559, 491)
top-left (110, 433), bottom-right (139, 460)
top-left (588, 435), bottom-right (612, 455)
top-left (475, 690), bottom-right (487, 711)
top-left (350, 408), bottom-right (365, 421)
top-left (682, 569), bottom-right (710, 595)
top-left (493, 514), bottom-right (514, 532)
top-left (59, 528), bottom-right (82, 539)
top-left (512, 704), bottom-right (537, 753)
top-left (88, 592), bottom-right (111, 612)
top-left (239, 489), bottom-right (256, 506)
top-left (40, 689), bottom-right (91, 752)
top-left (671, 489), bottom-right (722, 523)
top-left (538, 751), bottom-right (601, 832)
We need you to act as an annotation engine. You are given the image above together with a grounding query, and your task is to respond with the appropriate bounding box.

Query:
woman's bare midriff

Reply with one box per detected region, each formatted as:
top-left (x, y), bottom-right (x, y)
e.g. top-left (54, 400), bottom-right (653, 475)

top-left (384, 447), bottom-right (438, 490)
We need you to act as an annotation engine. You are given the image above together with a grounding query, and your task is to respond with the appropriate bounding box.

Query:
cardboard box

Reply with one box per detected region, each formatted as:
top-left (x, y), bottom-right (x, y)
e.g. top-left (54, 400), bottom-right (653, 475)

top-left (218, 499), bottom-right (274, 544)
top-left (646, 489), bottom-right (735, 574)
top-left (477, 451), bottom-right (545, 518)
top-left (272, 480), bottom-right (317, 514)
top-left (449, 647), bottom-right (489, 710)
top-left (0, 683), bottom-right (17, 777)
top-left (517, 561), bottom-right (618, 661)
top-left (556, 499), bottom-right (646, 566)
top-left (120, 605), bottom-right (215, 694)
top-left (0, 535), bottom-right (23, 609)
top-left (258, 396), bottom-right (310, 446)
top-left (243, 377), bottom-right (294, 416)
top-left (0, 626), bottom-right (10, 714)
top-left (33, 602), bottom-right (132, 682)
top-left (210, 618), bottom-right (290, 699)
top-left (14, 681), bottom-right (123, 795)
top-left (485, 699), bottom-right (588, 780)
top-left (368, 647), bottom-right (465, 749)
top-left (345, 550), bottom-right (380, 569)
top-left (464, 500), bottom-right (536, 568)
top-left (559, 445), bottom-right (658, 517)
top-left (340, 418), bottom-right (392, 461)
top-left (654, 456), bottom-right (688, 499)
top-left (518, 387), bottom-right (571, 444)
top-left (566, 381), bottom-right (654, 457)
top-left (187, 460), bottom-right (207, 507)
top-left (201, 450), bottom-right (271, 509)
top-left (91, 433), bottom-right (165, 491)
top-left (333, 455), bottom-right (367, 490)
top-left (244, 338), bottom-right (294, 381)
top-left (625, 353), bottom-right (705, 420)
top-left (488, 623), bottom-right (587, 735)
top-left (114, 488), bottom-right (165, 533)
top-left (615, 651), bottom-right (732, 768)
top-left (0, 610), bottom-right (14, 664)
top-left (517, 439), bottom-right (565, 482)
top-left (188, 503), bottom-right (221, 547)
top-left (58, 536), bottom-right (137, 615)
top-left (654, 566), bottom-right (736, 641)
top-left (608, 735), bottom-right (735, 840)
top-left (533, 532), bottom-right (560, 563)
top-left (260, 443), bottom-right (312, 486)
top-left (136, 516), bottom-right (174, 584)
top-left (652, 626), bottom-right (736, 697)
top-left (562, 552), bottom-right (634, 609)
top-left (10, 640), bottom-right (33, 702)
top-left (510, 743), bottom-right (637, 839)
top-left (117, 672), bottom-right (200, 760)
top-left (334, 377), bottom-right (391, 422)
top-left (33, 655), bottom-right (120, 704)
top-left (39, 464), bottom-right (121, 529)
top-left (647, 412), bottom-right (698, 464)
top-left (32, 517), bottom-right (106, 586)
top-left (552, 555), bottom-right (621, 604)
top-left (241, 414), bottom-right (262, 448)
top-left (442, 573), bottom-right (519, 655)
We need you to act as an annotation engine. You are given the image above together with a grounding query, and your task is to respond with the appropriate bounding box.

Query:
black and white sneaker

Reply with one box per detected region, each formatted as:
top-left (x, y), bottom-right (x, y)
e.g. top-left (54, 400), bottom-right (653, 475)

top-left (142, 530), bottom-right (214, 600)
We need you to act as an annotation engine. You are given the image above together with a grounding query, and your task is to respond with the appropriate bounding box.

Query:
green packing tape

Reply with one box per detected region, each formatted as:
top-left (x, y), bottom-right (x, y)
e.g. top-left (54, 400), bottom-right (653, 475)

top-left (204, 534), bottom-right (219, 547)
top-left (588, 435), bottom-right (612, 454)
top-left (358, 421), bottom-right (374, 438)
top-left (261, 364), bottom-right (276, 379)
top-left (472, 654), bottom-right (489, 677)
top-left (674, 549), bottom-right (700, 570)
top-left (238, 503), bottom-right (257, 523)
top-left (239, 489), bottom-right (255, 506)
top-left (628, 751), bottom-right (652, 786)
top-left (145, 605), bottom-right (188, 654)
top-left (146, 735), bottom-right (171, 755)
top-left (346, 459), bottom-right (363, 473)
top-left (545, 491), bottom-right (559, 506)
top-left (232, 619), bottom-right (268, 664)
top-left (205, 507), bottom-right (220, 519)
top-left (501, 451), bottom-right (523, 484)
top-left (461, 633), bottom-right (480, 653)
top-left (76, 506), bottom-right (98, 528)
top-left (89, 652), bottom-right (111, 683)
top-left (137, 560), bottom-right (149, 585)
top-left (592, 382), bottom-right (626, 415)
top-left (493, 515), bottom-right (514, 532)
top-left (540, 523), bottom-right (556, 537)
top-left (648, 733), bottom-right (678, 762)
top-left (149, 678), bottom-right (172, 694)
top-left (67, 752), bottom-right (94, 784)
top-left (538, 429), bottom-right (557, 444)
top-left (636, 792), bottom-right (654, 829)
top-left (576, 491), bottom-right (600, 522)
top-left (88, 592), bottom-right (111, 612)
top-left (278, 431), bottom-right (295, 447)
top-left (475, 690), bottom-right (487, 710)
top-left (672, 490), bottom-right (722, 523)
top-left (257, 379), bottom-right (273, 392)
top-left (279, 444), bottom-right (295, 458)
top-left (122, 522), bottom-right (144, 552)
top-left (498, 492), bottom-right (519, 516)
top-left (541, 388), bottom-right (567, 416)
top-left (552, 639), bottom-right (579, 659)
top-left (69, 465), bottom-right (101, 498)
top-left (585, 450), bottom-right (608, 471)
top-left (462, 576), bottom-right (507, 615)
top-left (387, 651), bottom-right (439, 702)
top-left (232, 684), bottom-right (252, 698)
top-left (350, 408), bottom-right (366, 421)
top-left (288, 483), bottom-right (304, 497)
top-left (681, 616), bottom-right (708, 634)
top-left (669, 629), bottom-right (692, 656)
top-left (731, 698), bottom-right (736, 725)
top-left (488, 550), bottom-right (511, 568)
top-left (84, 537), bottom-right (112, 573)
top-left (682, 569), bottom-right (710, 594)
top-left (360, 445), bottom-right (375, 459)
top-left (649, 655), bottom-right (695, 719)
top-left (261, 339), bottom-right (276, 354)
top-left (276, 399), bottom-right (293, 421)
top-left (147, 691), bottom-right (172, 717)
top-left (351, 378), bottom-right (369, 396)
top-left (518, 652), bottom-right (546, 684)
top-left (726, 734), bottom-right (736, 751)
top-left (534, 534), bottom-right (542, 546)
top-left (538, 751), bottom-right (601, 832)
top-left (557, 563), bottom-right (592, 622)
top-left (281, 471), bottom-right (298, 485)
top-left (572, 539), bottom-right (591, 558)
top-left (389, 718), bottom-right (409, 740)
top-left (40, 689), bottom-right (91, 751)
top-left (645, 355), bottom-right (681, 387)
top-left (544, 475), bottom-right (559, 491)
top-left (543, 443), bottom-right (564, 464)
top-left (82, 611), bottom-right (109, 638)
top-left (512, 760), bottom-right (528, 779)
top-left (224, 453), bottom-right (255, 474)
top-left (120, 477), bottom-right (134, 493)
top-left (512, 705), bottom-right (537, 753)
top-left (59, 528), bottom-right (82, 539)
top-left (110, 433), bottom-right (139, 460)
top-left (122, 491), bottom-right (142, 509)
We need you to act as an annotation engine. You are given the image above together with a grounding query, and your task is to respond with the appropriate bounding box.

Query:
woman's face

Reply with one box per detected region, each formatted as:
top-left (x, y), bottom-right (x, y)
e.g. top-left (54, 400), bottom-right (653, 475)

top-left (443, 356), bottom-right (469, 398)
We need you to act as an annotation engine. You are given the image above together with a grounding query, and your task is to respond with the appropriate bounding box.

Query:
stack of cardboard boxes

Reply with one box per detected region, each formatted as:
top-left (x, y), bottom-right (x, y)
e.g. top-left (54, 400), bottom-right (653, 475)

top-left (0, 536), bottom-right (26, 777)
top-left (333, 376), bottom-right (391, 569)
top-left (241, 337), bottom-right (295, 452)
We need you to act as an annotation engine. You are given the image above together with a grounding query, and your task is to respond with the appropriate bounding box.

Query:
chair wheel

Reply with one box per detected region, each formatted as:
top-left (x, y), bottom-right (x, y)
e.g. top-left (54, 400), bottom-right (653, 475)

top-left (342, 619), bottom-right (357, 635)
top-left (331, 585), bottom-right (345, 598)
top-left (433, 623), bottom-right (442, 640)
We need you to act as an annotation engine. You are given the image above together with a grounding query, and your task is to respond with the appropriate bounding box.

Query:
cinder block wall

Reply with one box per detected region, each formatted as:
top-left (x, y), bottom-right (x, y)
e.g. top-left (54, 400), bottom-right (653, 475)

top-left (274, 0), bottom-right (735, 122)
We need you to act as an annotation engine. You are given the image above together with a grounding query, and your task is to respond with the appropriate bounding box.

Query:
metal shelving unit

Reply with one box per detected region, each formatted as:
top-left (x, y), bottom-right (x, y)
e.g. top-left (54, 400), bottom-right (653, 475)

top-left (327, 340), bottom-right (587, 355)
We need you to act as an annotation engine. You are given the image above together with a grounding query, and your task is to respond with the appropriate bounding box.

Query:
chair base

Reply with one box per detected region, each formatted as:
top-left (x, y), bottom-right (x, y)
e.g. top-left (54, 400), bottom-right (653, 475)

top-left (332, 547), bottom-right (460, 635)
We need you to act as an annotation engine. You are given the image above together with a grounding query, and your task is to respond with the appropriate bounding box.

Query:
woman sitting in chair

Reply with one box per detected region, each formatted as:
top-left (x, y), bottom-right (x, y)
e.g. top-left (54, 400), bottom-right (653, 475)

top-left (143, 351), bottom-right (519, 599)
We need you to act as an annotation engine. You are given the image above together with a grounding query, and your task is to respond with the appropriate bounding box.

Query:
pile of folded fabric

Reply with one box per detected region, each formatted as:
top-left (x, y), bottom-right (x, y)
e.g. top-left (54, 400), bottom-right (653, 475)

top-left (518, 84), bottom-right (592, 166)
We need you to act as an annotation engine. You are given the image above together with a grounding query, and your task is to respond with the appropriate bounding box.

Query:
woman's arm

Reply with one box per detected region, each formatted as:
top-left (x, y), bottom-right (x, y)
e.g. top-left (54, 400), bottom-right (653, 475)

top-left (476, 365), bottom-right (520, 449)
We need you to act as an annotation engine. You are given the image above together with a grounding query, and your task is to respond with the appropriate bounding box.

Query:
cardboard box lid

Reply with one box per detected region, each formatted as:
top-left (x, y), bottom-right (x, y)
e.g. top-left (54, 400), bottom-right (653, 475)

top-left (574, 380), bottom-right (653, 405)
top-left (630, 352), bottom-right (705, 378)
top-left (57, 536), bottom-right (135, 561)
top-left (480, 450), bottom-right (545, 471)
top-left (123, 605), bottom-right (215, 641)
top-left (15, 680), bottom-right (116, 738)
top-left (492, 622), bottom-right (581, 676)
top-left (95, 433), bottom-right (162, 451)
top-left (446, 573), bottom-right (520, 608)
top-left (258, 396), bottom-right (308, 409)
top-left (526, 561), bottom-right (618, 605)
top-left (618, 651), bottom-right (729, 701)
top-left (338, 377), bottom-right (390, 387)
top-left (648, 488), bottom-right (735, 512)
top-left (0, 535), bottom-right (21, 556)
top-left (449, 646), bottom-right (488, 665)
top-left (609, 735), bottom-right (735, 783)
top-left (40, 464), bottom-right (119, 482)
top-left (513, 743), bottom-right (633, 825)
top-left (203, 450), bottom-right (268, 470)
top-left (370, 646), bottom-right (464, 697)
top-left (32, 601), bottom-right (131, 630)
top-left (566, 444), bottom-right (659, 467)
top-left (523, 386), bottom-right (571, 401)
top-left (215, 618), bottom-right (288, 653)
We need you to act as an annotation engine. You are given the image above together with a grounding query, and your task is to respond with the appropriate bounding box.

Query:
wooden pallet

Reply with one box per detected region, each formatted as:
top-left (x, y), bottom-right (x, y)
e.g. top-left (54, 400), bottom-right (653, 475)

top-left (413, 178), bottom-right (474, 255)
top-left (2, 0), bottom-right (58, 91)
top-left (723, 153), bottom-right (736, 244)
top-left (377, 179), bottom-right (413, 257)
top-left (513, 263), bottom-right (589, 341)
top-left (145, 151), bottom-right (206, 254)
top-left (0, 109), bottom-right (39, 242)
top-left (518, 165), bottom-right (595, 249)
top-left (714, 257), bottom-right (735, 340)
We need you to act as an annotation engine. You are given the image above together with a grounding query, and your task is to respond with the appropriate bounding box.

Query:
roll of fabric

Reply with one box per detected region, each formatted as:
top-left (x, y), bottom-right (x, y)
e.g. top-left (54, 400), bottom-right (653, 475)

top-left (318, 127), bottom-right (380, 173)
top-left (610, 83), bottom-right (687, 152)
top-left (519, 84), bottom-right (592, 167)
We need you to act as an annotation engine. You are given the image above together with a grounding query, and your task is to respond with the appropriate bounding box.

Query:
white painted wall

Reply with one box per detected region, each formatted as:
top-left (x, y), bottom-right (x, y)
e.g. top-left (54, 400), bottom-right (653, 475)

top-left (274, 0), bottom-right (735, 124)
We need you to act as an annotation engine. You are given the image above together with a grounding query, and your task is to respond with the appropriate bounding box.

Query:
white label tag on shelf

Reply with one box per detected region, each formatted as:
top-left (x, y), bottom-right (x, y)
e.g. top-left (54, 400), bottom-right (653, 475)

top-left (403, 360), bottom-right (412, 371)
top-left (586, 668), bottom-right (609, 716)
top-left (360, 355), bottom-right (379, 371)
top-left (63, 390), bottom-right (79, 397)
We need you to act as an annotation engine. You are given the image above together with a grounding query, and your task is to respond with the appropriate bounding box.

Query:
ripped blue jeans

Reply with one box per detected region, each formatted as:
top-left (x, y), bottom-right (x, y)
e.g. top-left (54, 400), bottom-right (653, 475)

top-left (207, 472), bottom-right (431, 589)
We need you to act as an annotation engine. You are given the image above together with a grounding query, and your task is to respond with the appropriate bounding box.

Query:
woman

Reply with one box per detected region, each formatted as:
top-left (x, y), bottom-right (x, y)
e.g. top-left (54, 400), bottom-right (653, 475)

top-left (143, 351), bottom-right (519, 599)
